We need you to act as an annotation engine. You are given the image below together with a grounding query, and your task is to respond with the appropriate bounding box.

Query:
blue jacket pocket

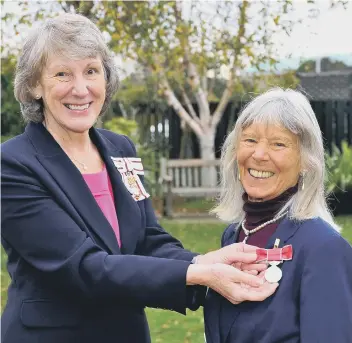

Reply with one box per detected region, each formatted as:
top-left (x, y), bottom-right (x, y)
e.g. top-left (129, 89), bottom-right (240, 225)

top-left (20, 299), bottom-right (81, 328)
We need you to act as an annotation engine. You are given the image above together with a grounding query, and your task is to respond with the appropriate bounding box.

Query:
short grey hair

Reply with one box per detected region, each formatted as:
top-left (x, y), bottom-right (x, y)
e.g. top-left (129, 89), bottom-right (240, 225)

top-left (212, 88), bottom-right (339, 231)
top-left (14, 13), bottom-right (119, 122)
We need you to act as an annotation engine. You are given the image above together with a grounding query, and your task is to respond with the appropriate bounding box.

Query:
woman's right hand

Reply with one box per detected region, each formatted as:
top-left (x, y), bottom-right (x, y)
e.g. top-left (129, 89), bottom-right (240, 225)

top-left (186, 263), bottom-right (278, 304)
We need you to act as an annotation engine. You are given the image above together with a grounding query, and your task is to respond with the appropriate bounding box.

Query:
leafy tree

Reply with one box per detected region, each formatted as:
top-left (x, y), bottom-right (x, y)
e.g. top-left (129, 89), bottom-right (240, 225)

top-left (100, 2), bottom-right (290, 155)
top-left (2, 0), bottom-right (348, 185)
top-left (297, 59), bottom-right (316, 73)
top-left (95, 1), bottom-right (320, 185)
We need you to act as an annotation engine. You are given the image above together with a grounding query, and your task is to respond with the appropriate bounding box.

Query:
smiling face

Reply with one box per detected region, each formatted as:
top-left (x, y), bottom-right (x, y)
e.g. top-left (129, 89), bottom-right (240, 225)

top-left (237, 123), bottom-right (301, 201)
top-left (34, 55), bottom-right (106, 133)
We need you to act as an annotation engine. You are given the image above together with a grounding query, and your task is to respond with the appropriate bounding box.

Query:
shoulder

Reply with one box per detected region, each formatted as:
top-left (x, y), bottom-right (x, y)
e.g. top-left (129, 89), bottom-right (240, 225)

top-left (299, 217), bottom-right (348, 246)
top-left (96, 128), bottom-right (136, 154)
top-left (1, 133), bottom-right (32, 162)
top-left (221, 223), bottom-right (238, 247)
top-left (1, 132), bottom-right (28, 152)
top-left (295, 217), bottom-right (351, 259)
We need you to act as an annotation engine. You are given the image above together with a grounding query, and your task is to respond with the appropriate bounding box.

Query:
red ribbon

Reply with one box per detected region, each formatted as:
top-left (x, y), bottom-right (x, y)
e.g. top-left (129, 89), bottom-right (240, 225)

top-left (256, 245), bottom-right (293, 262)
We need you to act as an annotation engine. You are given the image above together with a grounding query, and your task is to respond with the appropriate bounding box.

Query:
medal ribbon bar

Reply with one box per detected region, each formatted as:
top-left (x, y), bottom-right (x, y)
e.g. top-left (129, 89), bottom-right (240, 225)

top-left (255, 245), bottom-right (293, 262)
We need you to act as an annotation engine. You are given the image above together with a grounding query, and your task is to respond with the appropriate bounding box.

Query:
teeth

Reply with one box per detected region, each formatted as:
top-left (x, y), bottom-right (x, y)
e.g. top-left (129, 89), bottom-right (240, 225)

top-left (249, 169), bottom-right (274, 179)
top-left (67, 103), bottom-right (90, 110)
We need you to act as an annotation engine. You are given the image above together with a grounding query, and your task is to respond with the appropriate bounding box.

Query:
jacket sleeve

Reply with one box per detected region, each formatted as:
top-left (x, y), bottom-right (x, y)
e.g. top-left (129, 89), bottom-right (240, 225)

top-left (300, 234), bottom-right (352, 342)
top-left (221, 224), bottom-right (236, 247)
top-left (1, 152), bottom-right (192, 314)
top-left (120, 135), bottom-right (206, 310)
top-left (122, 135), bottom-right (197, 261)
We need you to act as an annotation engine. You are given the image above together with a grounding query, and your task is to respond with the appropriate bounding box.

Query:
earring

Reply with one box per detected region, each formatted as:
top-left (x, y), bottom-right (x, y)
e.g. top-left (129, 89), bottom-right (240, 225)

top-left (35, 94), bottom-right (41, 99)
top-left (301, 171), bottom-right (306, 191)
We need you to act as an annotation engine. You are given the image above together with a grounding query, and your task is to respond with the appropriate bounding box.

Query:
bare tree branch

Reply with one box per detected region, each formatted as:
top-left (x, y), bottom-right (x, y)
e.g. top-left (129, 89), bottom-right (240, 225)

top-left (184, 49), bottom-right (211, 126)
top-left (208, 70), bottom-right (217, 98)
top-left (212, 0), bottom-right (248, 128)
top-left (202, 75), bottom-right (208, 95)
top-left (160, 78), bottom-right (204, 138)
top-left (181, 88), bottom-right (202, 126)
top-left (172, 1), bottom-right (211, 127)
top-left (211, 78), bottom-right (233, 128)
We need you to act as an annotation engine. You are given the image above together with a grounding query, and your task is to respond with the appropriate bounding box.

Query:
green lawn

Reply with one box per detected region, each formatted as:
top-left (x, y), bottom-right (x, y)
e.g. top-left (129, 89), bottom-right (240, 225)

top-left (1, 216), bottom-right (351, 343)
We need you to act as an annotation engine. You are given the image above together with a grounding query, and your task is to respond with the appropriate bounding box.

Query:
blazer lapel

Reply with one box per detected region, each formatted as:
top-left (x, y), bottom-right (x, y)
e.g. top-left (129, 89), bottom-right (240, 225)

top-left (204, 290), bottom-right (221, 343)
top-left (26, 123), bottom-right (123, 255)
top-left (264, 217), bottom-right (301, 249)
top-left (217, 225), bottom-right (243, 343)
top-left (91, 129), bottom-right (142, 255)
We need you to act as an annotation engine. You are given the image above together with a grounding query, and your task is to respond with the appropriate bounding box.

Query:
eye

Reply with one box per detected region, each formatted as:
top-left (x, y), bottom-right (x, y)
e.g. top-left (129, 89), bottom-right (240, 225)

top-left (245, 138), bottom-right (257, 143)
top-left (55, 71), bottom-right (68, 77)
top-left (274, 142), bottom-right (286, 147)
top-left (54, 71), bottom-right (71, 81)
top-left (87, 68), bottom-right (98, 75)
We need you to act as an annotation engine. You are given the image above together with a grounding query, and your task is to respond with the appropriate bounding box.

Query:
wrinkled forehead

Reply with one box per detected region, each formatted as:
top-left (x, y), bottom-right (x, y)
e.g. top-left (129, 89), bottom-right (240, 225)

top-left (241, 122), bottom-right (299, 143)
top-left (44, 53), bottom-right (102, 68)
top-left (43, 49), bottom-right (101, 68)
top-left (39, 28), bottom-right (104, 69)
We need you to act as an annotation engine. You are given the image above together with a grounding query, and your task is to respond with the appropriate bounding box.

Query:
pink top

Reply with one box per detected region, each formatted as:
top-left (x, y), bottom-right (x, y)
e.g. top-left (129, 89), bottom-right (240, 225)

top-left (82, 166), bottom-right (121, 247)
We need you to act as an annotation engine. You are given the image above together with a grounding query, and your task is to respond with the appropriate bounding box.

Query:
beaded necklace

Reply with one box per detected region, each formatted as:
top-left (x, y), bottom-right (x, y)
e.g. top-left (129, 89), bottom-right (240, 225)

top-left (241, 211), bottom-right (288, 243)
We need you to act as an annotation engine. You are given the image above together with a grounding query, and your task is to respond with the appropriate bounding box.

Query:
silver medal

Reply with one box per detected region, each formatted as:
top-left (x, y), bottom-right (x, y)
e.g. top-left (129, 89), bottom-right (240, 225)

top-left (265, 262), bottom-right (282, 283)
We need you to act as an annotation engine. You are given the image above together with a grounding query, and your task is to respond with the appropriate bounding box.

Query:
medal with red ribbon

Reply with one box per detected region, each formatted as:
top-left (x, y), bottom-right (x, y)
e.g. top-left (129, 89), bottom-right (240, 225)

top-left (255, 240), bottom-right (293, 283)
top-left (255, 245), bottom-right (293, 263)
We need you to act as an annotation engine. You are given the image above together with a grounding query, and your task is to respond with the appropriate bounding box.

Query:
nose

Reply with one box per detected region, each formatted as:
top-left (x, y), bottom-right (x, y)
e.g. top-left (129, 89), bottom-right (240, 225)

top-left (252, 142), bottom-right (269, 161)
top-left (71, 76), bottom-right (89, 97)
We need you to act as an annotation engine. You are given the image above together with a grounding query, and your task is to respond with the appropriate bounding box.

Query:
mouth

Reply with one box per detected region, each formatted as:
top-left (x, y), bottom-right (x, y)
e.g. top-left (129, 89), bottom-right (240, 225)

top-left (64, 102), bottom-right (92, 111)
top-left (248, 168), bottom-right (274, 179)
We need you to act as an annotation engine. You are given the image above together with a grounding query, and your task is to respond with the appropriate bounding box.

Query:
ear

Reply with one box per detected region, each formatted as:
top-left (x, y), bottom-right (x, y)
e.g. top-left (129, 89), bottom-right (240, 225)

top-left (298, 157), bottom-right (305, 173)
top-left (32, 82), bottom-right (43, 100)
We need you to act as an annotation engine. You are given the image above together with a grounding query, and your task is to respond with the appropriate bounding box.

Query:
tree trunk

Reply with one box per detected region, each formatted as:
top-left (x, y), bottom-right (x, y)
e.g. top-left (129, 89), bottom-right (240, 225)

top-left (180, 126), bottom-right (194, 159)
top-left (199, 130), bottom-right (217, 187)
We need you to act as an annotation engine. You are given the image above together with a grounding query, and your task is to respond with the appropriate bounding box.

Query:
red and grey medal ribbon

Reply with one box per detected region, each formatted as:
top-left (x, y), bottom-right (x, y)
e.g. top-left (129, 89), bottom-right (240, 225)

top-left (255, 244), bottom-right (293, 283)
top-left (255, 245), bottom-right (293, 263)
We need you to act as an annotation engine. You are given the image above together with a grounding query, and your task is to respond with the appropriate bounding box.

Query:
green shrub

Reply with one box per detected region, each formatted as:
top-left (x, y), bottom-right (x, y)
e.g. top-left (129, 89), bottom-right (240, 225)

top-left (325, 141), bottom-right (352, 193)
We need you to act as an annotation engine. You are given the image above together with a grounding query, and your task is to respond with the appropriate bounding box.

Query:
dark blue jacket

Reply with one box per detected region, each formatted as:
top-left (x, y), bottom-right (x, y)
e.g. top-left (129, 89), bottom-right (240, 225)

top-left (204, 217), bottom-right (352, 343)
top-left (1, 122), bottom-right (204, 343)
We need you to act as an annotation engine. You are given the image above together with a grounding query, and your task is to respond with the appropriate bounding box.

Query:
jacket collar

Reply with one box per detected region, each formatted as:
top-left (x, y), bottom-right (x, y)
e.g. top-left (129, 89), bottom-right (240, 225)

top-left (206, 217), bottom-right (301, 343)
top-left (26, 122), bottom-right (142, 255)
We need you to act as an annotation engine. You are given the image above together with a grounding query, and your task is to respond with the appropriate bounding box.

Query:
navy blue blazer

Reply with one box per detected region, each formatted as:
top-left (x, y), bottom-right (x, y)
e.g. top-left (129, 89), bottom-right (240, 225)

top-left (1, 122), bottom-right (204, 343)
top-left (204, 217), bottom-right (352, 343)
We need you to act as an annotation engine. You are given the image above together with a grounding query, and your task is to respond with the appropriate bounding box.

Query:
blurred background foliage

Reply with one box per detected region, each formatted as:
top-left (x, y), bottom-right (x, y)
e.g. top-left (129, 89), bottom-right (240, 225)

top-left (326, 141), bottom-right (352, 193)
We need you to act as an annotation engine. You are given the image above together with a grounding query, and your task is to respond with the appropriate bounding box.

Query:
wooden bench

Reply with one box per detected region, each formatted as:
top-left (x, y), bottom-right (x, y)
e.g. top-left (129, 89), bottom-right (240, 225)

top-left (159, 158), bottom-right (221, 217)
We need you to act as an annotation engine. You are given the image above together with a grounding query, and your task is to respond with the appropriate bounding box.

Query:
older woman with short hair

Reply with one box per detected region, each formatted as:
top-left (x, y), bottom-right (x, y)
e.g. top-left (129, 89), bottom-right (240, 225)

top-left (1, 13), bottom-right (277, 343)
top-left (204, 88), bottom-right (352, 343)
top-left (14, 15), bottom-right (119, 123)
